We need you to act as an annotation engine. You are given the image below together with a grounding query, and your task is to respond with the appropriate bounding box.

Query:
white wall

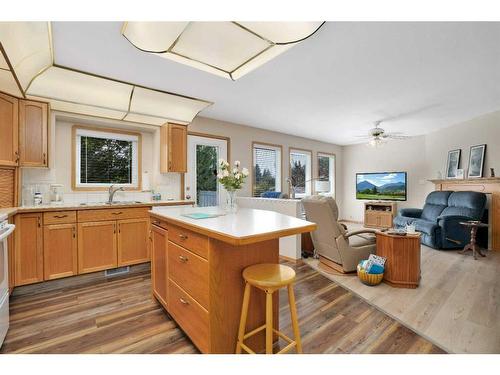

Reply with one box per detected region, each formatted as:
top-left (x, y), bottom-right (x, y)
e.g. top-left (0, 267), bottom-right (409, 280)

top-left (22, 112), bottom-right (343, 205)
top-left (189, 116), bottom-right (343, 209)
top-left (341, 109), bottom-right (500, 222)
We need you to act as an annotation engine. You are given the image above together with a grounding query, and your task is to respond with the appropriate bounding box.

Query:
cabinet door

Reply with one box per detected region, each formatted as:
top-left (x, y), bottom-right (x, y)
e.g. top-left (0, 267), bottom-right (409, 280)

top-left (44, 223), bottom-right (77, 280)
top-left (78, 221), bottom-right (117, 274)
top-left (0, 92), bottom-right (19, 166)
top-left (117, 218), bottom-right (150, 266)
top-left (160, 123), bottom-right (187, 173)
top-left (14, 213), bottom-right (43, 286)
top-left (19, 100), bottom-right (48, 167)
top-left (379, 214), bottom-right (393, 228)
top-left (151, 224), bottom-right (168, 308)
top-left (365, 213), bottom-right (378, 227)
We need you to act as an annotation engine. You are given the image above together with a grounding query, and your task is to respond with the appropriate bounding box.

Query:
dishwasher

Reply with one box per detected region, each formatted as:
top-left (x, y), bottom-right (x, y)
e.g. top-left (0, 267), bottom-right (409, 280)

top-left (0, 214), bottom-right (15, 347)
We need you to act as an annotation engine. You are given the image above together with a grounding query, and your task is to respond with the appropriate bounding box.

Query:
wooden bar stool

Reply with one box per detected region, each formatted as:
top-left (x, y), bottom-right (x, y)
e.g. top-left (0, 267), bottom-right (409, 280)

top-left (235, 263), bottom-right (302, 354)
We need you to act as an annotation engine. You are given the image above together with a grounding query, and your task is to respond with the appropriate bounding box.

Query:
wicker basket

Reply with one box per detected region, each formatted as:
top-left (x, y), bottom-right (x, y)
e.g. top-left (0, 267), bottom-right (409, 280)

top-left (357, 264), bottom-right (384, 286)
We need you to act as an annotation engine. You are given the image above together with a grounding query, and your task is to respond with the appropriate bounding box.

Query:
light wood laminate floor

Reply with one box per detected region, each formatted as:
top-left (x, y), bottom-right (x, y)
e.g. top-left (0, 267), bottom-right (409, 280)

top-left (0, 261), bottom-right (444, 354)
top-left (304, 234), bottom-right (500, 353)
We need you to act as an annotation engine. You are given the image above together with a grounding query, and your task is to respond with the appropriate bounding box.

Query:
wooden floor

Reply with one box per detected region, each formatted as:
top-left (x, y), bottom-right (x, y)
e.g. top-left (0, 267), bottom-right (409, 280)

top-left (0, 261), bottom-right (444, 354)
top-left (305, 223), bottom-right (500, 354)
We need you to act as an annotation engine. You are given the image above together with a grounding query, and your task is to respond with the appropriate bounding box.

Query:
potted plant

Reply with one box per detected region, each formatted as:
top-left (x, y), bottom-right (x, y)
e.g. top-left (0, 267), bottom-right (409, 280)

top-left (217, 159), bottom-right (249, 213)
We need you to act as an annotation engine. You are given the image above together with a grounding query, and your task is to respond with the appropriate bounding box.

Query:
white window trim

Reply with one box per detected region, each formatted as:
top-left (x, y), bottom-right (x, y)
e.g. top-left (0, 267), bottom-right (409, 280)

top-left (317, 152), bottom-right (336, 197)
top-left (252, 143), bottom-right (282, 196)
top-left (75, 127), bottom-right (140, 189)
top-left (290, 149), bottom-right (312, 198)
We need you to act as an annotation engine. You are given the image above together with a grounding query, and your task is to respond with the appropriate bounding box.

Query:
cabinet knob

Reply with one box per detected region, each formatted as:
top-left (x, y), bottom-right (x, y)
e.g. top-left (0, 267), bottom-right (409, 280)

top-left (179, 234), bottom-right (188, 240)
top-left (15, 151), bottom-right (19, 163)
top-left (179, 255), bottom-right (188, 263)
top-left (179, 297), bottom-right (189, 305)
top-left (112, 212), bottom-right (123, 215)
top-left (43, 152), bottom-right (46, 164)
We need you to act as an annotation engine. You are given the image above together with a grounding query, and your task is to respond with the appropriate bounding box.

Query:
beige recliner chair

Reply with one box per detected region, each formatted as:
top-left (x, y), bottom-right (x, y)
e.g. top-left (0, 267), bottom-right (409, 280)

top-left (302, 195), bottom-right (378, 273)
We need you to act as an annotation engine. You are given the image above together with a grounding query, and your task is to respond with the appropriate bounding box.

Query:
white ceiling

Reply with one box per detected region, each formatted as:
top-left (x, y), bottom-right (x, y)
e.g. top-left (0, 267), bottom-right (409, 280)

top-left (52, 22), bottom-right (500, 145)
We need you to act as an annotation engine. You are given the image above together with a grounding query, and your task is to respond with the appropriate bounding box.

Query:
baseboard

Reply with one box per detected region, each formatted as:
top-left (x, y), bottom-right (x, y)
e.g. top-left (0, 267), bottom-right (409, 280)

top-left (12, 262), bottom-right (151, 297)
top-left (279, 254), bottom-right (300, 263)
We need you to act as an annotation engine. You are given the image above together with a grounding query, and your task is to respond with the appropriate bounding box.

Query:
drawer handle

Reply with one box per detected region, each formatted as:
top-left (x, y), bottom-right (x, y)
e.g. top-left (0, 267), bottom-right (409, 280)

top-left (179, 234), bottom-right (188, 240)
top-left (179, 297), bottom-right (190, 305)
top-left (152, 220), bottom-right (161, 225)
top-left (179, 255), bottom-right (188, 263)
top-left (54, 214), bottom-right (68, 219)
top-left (112, 212), bottom-right (123, 215)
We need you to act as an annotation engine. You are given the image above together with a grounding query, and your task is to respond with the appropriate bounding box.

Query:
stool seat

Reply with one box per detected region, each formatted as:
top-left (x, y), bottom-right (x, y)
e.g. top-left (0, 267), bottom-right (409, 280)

top-left (236, 263), bottom-right (302, 354)
top-left (243, 263), bottom-right (296, 289)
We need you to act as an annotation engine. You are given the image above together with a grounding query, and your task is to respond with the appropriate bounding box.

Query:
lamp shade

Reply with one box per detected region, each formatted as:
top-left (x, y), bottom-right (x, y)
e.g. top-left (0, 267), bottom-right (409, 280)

top-left (315, 180), bottom-right (330, 193)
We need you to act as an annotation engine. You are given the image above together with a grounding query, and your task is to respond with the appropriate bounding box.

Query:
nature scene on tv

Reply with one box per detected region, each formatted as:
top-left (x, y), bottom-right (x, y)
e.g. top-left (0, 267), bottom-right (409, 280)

top-left (356, 172), bottom-right (407, 200)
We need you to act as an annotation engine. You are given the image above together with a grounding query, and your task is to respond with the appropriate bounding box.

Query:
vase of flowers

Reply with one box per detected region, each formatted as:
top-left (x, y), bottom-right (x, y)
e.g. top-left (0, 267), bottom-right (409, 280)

top-left (217, 159), bottom-right (249, 213)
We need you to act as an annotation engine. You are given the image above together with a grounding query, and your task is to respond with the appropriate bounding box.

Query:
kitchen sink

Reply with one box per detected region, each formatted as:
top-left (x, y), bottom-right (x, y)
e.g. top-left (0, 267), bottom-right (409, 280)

top-left (79, 201), bottom-right (144, 206)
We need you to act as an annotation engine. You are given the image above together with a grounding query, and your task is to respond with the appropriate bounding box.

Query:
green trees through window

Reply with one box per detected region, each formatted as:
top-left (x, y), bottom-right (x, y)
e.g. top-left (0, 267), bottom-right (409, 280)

top-left (80, 136), bottom-right (133, 184)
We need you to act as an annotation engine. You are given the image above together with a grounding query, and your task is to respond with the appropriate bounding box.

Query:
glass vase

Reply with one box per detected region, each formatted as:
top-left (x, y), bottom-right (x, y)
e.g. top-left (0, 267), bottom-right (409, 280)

top-left (226, 190), bottom-right (238, 213)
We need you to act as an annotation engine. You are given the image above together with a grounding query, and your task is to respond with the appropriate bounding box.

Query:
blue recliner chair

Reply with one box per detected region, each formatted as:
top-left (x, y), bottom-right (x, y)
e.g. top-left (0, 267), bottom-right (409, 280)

top-left (394, 191), bottom-right (487, 249)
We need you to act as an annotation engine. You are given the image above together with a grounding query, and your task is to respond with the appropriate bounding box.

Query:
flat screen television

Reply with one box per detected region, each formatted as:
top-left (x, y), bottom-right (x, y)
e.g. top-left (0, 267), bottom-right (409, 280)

top-left (356, 172), bottom-right (407, 201)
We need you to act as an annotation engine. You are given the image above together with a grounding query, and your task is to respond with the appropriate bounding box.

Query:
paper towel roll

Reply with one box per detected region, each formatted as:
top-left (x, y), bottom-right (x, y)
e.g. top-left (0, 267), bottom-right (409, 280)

top-left (142, 171), bottom-right (150, 191)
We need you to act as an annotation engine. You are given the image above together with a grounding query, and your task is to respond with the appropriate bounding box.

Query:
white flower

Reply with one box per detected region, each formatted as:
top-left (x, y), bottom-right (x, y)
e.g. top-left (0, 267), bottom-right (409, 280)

top-left (234, 160), bottom-right (241, 167)
top-left (242, 168), bottom-right (249, 176)
top-left (223, 170), bottom-right (229, 177)
top-left (225, 161), bottom-right (230, 168)
top-left (217, 173), bottom-right (223, 179)
top-left (233, 167), bottom-right (239, 174)
top-left (235, 173), bottom-right (242, 179)
top-left (218, 158), bottom-right (225, 166)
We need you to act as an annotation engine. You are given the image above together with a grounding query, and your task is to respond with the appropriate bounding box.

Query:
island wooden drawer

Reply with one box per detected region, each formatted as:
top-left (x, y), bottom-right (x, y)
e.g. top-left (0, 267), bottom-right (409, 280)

top-left (168, 241), bottom-right (209, 309)
top-left (150, 216), bottom-right (168, 230)
top-left (43, 211), bottom-right (77, 225)
top-left (168, 280), bottom-right (209, 353)
top-left (168, 224), bottom-right (208, 259)
top-left (78, 207), bottom-right (150, 222)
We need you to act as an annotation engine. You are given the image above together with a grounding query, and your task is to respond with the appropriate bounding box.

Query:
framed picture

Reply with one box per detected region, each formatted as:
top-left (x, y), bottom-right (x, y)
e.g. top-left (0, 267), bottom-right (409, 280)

top-left (467, 144), bottom-right (486, 178)
top-left (445, 149), bottom-right (461, 179)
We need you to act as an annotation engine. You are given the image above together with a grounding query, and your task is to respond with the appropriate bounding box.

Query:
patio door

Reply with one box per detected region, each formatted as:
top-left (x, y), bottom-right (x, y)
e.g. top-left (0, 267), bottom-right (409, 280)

top-left (185, 135), bottom-right (228, 207)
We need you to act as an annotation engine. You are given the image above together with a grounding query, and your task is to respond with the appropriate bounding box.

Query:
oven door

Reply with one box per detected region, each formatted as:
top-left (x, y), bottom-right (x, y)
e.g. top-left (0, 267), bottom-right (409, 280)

top-left (0, 224), bottom-right (15, 297)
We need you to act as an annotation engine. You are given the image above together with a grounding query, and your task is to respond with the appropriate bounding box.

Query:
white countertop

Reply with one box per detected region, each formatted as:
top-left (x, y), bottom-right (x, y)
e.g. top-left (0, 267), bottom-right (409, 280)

top-left (150, 206), bottom-right (316, 245)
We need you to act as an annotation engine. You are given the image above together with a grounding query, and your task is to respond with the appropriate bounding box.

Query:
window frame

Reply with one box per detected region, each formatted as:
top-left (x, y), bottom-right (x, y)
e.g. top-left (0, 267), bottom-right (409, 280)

top-left (289, 147), bottom-right (312, 198)
top-left (251, 141), bottom-right (283, 198)
top-left (72, 125), bottom-right (142, 191)
top-left (316, 151), bottom-right (336, 197)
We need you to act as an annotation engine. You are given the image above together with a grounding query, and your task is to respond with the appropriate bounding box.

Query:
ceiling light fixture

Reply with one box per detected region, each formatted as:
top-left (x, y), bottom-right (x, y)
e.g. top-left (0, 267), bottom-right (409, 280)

top-left (0, 22), bottom-right (213, 125)
top-left (122, 21), bottom-right (325, 80)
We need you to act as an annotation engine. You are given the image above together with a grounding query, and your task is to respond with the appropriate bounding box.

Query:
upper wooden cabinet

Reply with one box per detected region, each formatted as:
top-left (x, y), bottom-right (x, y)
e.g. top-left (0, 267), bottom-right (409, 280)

top-left (0, 92), bottom-right (19, 167)
top-left (19, 100), bottom-right (49, 167)
top-left (160, 123), bottom-right (187, 173)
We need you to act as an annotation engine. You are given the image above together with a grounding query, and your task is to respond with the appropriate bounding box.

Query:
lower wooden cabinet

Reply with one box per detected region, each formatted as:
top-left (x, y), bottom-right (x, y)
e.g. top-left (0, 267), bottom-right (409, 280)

top-left (14, 213), bottom-right (44, 286)
top-left (117, 218), bottom-right (150, 266)
top-left (151, 224), bottom-right (168, 308)
top-left (44, 223), bottom-right (78, 280)
top-left (78, 221), bottom-right (117, 274)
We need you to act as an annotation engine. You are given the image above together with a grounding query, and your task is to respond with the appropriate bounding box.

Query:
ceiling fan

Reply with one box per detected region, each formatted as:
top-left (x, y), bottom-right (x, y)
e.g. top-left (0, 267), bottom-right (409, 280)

top-left (356, 120), bottom-right (411, 147)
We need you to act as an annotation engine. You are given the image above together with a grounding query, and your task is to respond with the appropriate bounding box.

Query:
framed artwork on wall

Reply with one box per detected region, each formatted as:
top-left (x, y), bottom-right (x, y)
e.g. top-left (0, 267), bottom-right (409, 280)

top-left (445, 149), bottom-right (461, 179)
top-left (467, 144), bottom-right (486, 178)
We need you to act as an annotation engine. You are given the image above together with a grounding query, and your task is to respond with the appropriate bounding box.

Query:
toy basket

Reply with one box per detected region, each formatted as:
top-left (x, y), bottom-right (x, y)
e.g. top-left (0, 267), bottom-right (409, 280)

top-left (357, 264), bottom-right (384, 286)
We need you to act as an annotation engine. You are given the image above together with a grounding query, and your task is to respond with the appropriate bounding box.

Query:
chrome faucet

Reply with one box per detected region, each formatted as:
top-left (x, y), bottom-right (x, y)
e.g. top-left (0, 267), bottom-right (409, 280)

top-left (108, 185), bottom-right (125, 204)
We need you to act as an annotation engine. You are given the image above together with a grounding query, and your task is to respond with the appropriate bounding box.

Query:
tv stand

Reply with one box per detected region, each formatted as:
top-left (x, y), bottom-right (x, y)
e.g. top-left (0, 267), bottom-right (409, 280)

top-left (364, 201), bottom-right (397, 229)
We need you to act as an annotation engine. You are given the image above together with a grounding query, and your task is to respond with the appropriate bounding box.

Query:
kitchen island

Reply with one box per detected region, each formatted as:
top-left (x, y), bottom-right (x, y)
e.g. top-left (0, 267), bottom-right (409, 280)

top-left (149, 206), bottom-right (316, 354)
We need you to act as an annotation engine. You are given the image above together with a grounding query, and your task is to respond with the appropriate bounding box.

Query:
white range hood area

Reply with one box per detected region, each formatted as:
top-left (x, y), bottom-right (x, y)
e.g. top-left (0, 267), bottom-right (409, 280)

top-left (0, 22), bottom-right (213, 125)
